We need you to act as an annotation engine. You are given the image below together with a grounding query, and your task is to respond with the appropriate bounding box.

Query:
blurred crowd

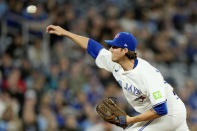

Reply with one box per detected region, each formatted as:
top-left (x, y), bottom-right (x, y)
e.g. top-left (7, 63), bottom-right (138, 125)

top-left (0, 0), bottom-right (197, 131)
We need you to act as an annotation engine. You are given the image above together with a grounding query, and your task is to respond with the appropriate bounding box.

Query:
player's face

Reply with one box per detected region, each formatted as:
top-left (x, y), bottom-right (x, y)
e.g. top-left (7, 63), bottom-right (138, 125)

top-left (109, 46), bottom-right (126, 62)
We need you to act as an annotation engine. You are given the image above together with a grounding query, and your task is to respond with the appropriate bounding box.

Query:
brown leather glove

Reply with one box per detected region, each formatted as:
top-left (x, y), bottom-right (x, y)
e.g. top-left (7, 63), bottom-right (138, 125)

top-left (96, 97), bottom-right (127, 129)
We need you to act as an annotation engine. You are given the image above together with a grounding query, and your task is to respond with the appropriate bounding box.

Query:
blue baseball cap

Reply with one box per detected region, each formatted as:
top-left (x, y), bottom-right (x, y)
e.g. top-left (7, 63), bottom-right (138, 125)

top-left (105, 32), bottom-right (137, 51)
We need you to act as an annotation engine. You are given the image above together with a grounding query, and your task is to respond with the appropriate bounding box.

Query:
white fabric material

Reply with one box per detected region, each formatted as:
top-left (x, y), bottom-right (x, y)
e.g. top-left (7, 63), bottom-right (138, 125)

top-left (95, 49), bottom-right (185, 115)
top-left (126, 102), bottom-right (189, 131)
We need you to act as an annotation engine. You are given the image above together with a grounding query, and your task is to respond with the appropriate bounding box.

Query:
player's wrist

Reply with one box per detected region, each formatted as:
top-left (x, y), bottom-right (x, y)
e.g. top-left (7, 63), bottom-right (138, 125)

top-left (126, 116), bottom-right (135, 125)
top-left (62, 30), bottom-right (69, 36)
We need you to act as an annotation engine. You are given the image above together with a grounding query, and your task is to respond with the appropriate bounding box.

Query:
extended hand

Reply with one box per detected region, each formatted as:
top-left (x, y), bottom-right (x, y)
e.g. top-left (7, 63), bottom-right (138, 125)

top-left (46, 24), bottom-right (89, 49)
top-left (46, 25), bottom-right (67, 36)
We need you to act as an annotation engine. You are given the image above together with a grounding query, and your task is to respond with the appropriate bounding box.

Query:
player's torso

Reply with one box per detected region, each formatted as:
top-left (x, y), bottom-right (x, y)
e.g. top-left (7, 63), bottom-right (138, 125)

top-left (111, 60), bottom-right (152, 113)
top-left (111, 58), bottom-right (184, 114)
top-left (95, 49), bottom-right (186, 114)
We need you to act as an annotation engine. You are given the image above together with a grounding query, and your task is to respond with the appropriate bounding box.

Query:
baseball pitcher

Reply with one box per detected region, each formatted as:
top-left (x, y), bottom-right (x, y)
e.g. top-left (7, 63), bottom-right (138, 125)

top-left (46, 25), bottom-right (189, 131)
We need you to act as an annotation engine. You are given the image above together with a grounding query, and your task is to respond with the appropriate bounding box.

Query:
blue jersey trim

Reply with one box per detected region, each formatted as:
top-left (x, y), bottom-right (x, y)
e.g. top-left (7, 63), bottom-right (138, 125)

top-left (133, 58), bottom-right (138, 69)
top-left (87, 39), bottom-right (104, 59)
top-left (152, 100), bottom-right (167, 107)
top-left (153, 101), bottom-right (168, 115)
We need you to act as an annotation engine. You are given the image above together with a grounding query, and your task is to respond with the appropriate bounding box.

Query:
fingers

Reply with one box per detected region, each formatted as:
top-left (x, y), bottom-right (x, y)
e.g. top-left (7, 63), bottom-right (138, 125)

top-left (46, 25), bottom-right (56, 33)
top-left (46, 25), bottom-right (64, 36)
top-left (48, 30), bottom-right (56, 34)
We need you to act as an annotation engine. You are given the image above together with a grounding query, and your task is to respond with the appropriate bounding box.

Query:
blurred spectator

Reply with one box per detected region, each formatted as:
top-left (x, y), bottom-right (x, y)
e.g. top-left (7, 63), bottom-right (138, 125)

top-left (0, 53), bottom-right (13, 79)
top-left (186, 37), bottom-right (197, 64)
top-left (64, 115), bottom-right (81, 131)
top-left (149, 30), bottom-right (175, 64)
top-left (104, 82), bottom-right (122, 97)
top-left (22, 89), bottom-right (38, 130)
top-left (5, 0), bottom-right (24, 36)
top-left (186, 79), bottom-right (197, 129)
top-left (20, 58), bottom-right (31, 80)
top-left (51, 91), bottom-right (66, 128)
top-left (47, 63), bottom-right (60, 90)
top-left (83, 76), bottom-right (104, 106)
top-left (0, 105), bottom-right (22, 131)
top-left (5, 34), bottom-right (27, 67)
top-left (59, 57), bottom-right (70, 78)
top-left (1, 68), bottom-right (26, 118)
top-left (86, 121), bottom-right (124, 131)
top-left (57, 78), bottom-right (71, 103)
top-left (38, 105), bottom-right (58, 131)
top-left (119, 10), bottom-right (136, 33)
top-left (81, 104), bottom-right (98, 130)
top-left (28, 39), bottom-right (49, 68)
top-left (51, 41), bottom-right (69, 62)
top-left (0, 0), bottom-right (8, 20)
top-left (22, 108), bottom-right (39, 131)
top-left (2, 68), bottom-right (26, 93)
top-left (68, 61), bottom-right (88, 96)
top-left (98, 69), bottom-right (114, 87)
top-left (0, 91), bottom-right (11, 118)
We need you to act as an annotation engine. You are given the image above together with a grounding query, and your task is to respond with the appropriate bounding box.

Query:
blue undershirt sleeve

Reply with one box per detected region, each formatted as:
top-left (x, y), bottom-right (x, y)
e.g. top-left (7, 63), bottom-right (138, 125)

top-left (87, 39), bottom-right (104, 59)
top-left (153, 101), bottom-right (168, 115)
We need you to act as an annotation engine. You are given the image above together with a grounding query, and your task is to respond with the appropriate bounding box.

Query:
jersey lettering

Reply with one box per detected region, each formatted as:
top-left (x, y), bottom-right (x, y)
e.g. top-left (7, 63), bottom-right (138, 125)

top-left (118, 80), bottom-right (141, 95)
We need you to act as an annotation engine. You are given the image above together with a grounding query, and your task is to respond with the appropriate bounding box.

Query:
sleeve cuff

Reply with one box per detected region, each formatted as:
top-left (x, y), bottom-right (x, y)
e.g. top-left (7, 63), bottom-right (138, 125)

top-left (87, 39), bottom-right (104, 59)
top-left (153, 101), bottom-right (168, 115)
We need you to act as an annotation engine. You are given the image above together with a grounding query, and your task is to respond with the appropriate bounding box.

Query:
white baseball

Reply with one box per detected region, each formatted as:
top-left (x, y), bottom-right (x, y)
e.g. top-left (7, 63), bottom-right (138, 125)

top-left (27, 5), bottom-right (37, 14)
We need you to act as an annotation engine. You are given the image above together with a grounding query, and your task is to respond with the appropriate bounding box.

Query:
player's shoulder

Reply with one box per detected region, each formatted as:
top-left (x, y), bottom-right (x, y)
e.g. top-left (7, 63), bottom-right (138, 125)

top-left (98, 48), bottom-right (110, 55)
top-left (138, 58), bottom-right (164, 80)
top-left (95, 48), bottom-right (111, 62)
top-left (95, 48), bottom-right (119, 72)
top-left (137, 58), bottom-right (160, 76)
top-left (138, 57), bottom-right (150, 64)
top-left (136, 58), bottom-right (152, 70)
top-left (138, 58), bottom-right (155, 68)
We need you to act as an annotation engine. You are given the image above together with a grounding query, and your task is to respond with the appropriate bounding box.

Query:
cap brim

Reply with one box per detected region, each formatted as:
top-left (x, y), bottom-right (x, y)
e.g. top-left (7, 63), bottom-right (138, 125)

top-left (104, 40), bottom-right (119, 47)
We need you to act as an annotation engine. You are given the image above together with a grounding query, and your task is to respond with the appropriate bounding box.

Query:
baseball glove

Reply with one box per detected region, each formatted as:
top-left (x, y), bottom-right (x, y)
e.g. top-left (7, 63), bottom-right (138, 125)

top-left (96, 97), bottom-right (127, 129)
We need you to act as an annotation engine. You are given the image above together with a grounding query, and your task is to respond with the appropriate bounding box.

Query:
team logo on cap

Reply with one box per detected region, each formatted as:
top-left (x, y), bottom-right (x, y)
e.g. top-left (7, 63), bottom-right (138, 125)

top-left (124, 44), bottom-right (128, 47)
top-left (115, 34), bottom-right (119, 38)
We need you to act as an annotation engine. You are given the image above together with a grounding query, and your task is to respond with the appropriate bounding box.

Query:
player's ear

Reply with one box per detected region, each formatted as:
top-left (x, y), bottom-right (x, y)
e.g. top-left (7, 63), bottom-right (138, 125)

top-left (123, 48), bottom-right (129, 54)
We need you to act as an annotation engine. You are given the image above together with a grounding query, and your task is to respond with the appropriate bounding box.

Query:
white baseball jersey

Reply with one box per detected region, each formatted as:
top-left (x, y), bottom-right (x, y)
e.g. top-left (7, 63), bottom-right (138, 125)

top-left (95, 48), bottom-right (185, 115)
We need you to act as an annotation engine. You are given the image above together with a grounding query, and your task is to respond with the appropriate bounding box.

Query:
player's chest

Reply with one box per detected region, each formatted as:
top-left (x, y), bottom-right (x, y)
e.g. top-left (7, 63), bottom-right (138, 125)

top-left (118, 79), bottom-right (148, 104)
top-left (113, 71), bottom-right (142, 95)
top-left (113, 73), bottom-right (148, 104)
top-left (118, 79), bottom-right (142, 95)
top-left (112, 66), bottom-right (146, 94)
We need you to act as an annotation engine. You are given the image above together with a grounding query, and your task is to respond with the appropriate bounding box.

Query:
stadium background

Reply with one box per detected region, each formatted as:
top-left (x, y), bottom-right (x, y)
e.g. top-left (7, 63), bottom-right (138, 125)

top-left (0, 0), bottom-right (197, 130)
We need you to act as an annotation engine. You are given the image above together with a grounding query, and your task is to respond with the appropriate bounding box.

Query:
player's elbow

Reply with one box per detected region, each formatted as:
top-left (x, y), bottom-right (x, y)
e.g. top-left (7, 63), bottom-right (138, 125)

top-left (153, 102), bottom-right (168, 115)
